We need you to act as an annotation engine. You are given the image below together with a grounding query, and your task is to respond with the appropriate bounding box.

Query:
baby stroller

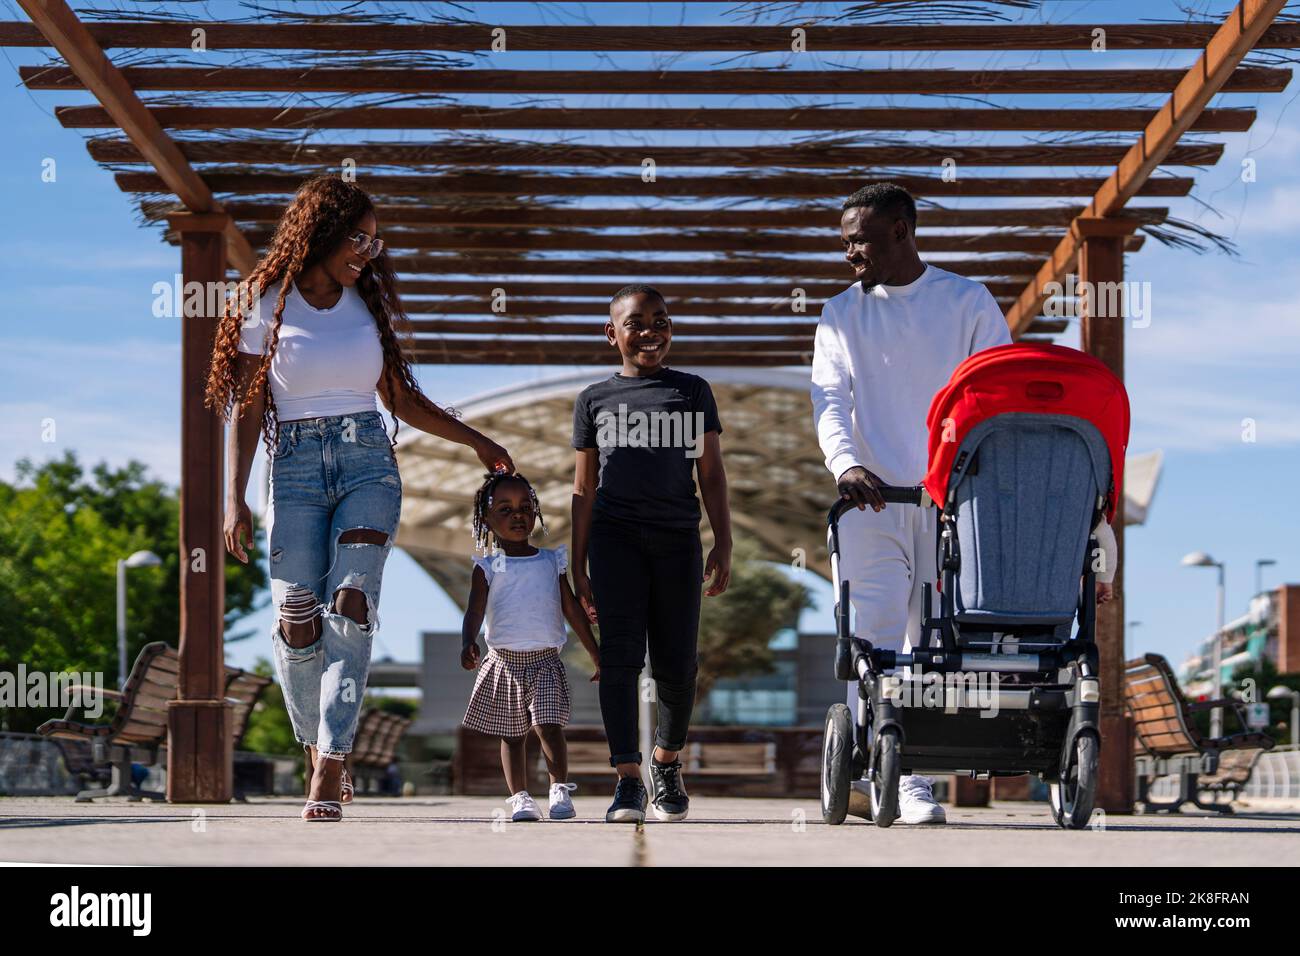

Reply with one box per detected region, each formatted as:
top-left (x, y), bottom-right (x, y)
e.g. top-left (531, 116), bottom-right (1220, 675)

top-left (820, 343), bottom-right (1129, 830)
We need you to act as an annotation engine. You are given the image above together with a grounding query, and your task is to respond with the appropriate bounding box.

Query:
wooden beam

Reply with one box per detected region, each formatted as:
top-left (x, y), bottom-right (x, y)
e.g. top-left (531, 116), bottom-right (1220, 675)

top-left (397, 279), bottom-right (1031, 298)
top-left (1005, 0), bottom-right (1288, 334)
top-left (99, 138), bottom-right (1224, 171)
top-left (401, 317), bottom-right (1069, 336)
top-left (6, 21), bottom-right (1300, 51)
top-left (126, 170), bottom-right (1194, 199)
top-left (173, 201), bottom-right (1173, 231)
top-left (239, 228), bottom-right (1145, 256)
top-left (407, 351), bottom-right (805, 366)
top-left (15, 0), bottom-right (255, 274)
top-left (410, 337), bottom-right (815, 354)
top-left (62, 105), bottom-right (1257, 133)
top-left (25, 64), bottom-right (1291, 95)
top-left (380, 256), bottom-right (1046, 279)
top-left (398, 294), bottom-right (1035, 317)
top-left (405, 319), bottom-right (819, 336)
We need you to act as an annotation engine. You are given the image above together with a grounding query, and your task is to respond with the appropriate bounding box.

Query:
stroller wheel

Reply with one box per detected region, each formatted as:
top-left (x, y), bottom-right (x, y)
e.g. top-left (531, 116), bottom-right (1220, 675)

top-left (1050, 733), bottom-right (1099, 830)
top-left (821, 704), bottom-right (853, 825)
top-left (870, 728), bottom-right (901, 828)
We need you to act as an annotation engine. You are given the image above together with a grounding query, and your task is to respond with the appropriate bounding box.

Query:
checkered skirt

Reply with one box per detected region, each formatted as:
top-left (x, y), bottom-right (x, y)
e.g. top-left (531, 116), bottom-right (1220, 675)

top-left (462, 646), bottom-right (571, 738)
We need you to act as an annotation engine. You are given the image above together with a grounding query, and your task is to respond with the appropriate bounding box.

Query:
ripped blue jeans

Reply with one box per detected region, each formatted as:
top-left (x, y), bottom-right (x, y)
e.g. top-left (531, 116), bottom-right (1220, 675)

top-left (266, 410), bottom-right (401, 757)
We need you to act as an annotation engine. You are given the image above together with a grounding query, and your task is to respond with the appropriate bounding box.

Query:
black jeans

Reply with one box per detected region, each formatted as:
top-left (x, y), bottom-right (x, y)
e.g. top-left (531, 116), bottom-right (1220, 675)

top-left (588, 516), bottom-right (703, 766)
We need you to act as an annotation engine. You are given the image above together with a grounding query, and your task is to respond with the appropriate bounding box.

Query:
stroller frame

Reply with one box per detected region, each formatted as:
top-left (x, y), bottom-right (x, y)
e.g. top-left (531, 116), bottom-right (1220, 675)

top-left (820, 487), bottom-right (1103, 831)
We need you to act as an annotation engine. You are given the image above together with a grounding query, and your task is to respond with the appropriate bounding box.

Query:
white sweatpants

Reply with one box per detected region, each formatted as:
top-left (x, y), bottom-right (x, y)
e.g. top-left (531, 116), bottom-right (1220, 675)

top-left (838, 502), bottom-right (938, 710)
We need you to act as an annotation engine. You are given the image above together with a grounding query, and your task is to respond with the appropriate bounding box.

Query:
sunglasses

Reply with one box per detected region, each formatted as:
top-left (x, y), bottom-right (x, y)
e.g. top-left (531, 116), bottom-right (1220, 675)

top-left (349, 232), bottom-right (385, 259)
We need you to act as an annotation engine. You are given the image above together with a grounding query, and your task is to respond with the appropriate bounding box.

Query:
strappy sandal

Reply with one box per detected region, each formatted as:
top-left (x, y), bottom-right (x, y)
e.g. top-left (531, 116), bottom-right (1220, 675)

top-left (302, 751), bottom-right (346, 822)
top-left (341, 769), bottom-right (354, 805)
top-left (301, 800), bottom-right (342, 822)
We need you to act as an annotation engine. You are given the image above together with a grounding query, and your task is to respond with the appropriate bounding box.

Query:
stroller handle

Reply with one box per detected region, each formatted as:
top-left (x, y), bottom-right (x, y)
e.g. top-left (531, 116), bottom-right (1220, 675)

top-left (826, 486), bottom-right (927, 530)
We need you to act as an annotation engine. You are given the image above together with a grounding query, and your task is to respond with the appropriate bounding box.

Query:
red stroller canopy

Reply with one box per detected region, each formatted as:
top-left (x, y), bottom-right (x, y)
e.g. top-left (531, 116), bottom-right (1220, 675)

top-left (923, 343), bottom-right (1131, 523)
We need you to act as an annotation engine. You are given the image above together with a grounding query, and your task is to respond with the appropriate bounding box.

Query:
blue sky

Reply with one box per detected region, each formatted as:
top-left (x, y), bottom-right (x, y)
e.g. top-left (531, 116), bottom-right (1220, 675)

top-left (2, 1), bottom-right (1298, 677)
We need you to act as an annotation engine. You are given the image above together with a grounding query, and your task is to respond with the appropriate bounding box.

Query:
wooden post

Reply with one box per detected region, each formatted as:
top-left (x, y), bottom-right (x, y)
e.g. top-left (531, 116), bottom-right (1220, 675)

top-left (165, 212), bottom-right (234, 803)
top-left (1074, 217), bottom-right (1139, 814)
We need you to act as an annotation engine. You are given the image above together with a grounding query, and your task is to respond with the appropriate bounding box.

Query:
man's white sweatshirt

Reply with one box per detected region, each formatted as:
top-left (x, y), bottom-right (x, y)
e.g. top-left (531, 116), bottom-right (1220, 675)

top-left (811, 263), bottom-right (1012, 487)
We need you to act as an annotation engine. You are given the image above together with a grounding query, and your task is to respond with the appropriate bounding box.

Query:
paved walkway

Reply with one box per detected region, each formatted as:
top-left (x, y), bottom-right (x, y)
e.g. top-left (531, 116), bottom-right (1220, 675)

top-left (1, 796), bottom-right (1296, 866)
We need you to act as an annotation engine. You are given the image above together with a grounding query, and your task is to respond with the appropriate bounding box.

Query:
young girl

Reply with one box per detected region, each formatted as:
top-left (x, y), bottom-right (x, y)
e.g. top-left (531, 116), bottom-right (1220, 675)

top-left (460, 471), bottom-right (601, 821)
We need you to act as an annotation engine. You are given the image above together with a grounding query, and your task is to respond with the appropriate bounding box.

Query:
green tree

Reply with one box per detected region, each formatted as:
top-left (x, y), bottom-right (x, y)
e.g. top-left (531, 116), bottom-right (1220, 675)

top-left (0, 452), bottom-right (267, 733)
top-left (239, 658), bottom-right (299, 755)
top-left (695, 536), bottom-right (813, 697)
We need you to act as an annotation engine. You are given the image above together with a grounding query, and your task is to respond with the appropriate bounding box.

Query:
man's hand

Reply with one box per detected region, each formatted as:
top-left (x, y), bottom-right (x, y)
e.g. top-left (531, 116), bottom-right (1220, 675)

top-left (1096, 582), bottom-right (1114, 605)
top-left (224, 500), bottom-right (254, 563)
top-left (573, 571), bottom-right (599, 626)
top-left (460, 643), bottom-right (482, 670)
top-left (837, 466), bottom-right (886, 512)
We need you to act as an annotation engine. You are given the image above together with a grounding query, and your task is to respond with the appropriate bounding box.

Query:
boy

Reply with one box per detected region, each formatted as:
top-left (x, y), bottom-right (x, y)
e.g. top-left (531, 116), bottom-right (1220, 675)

top-left (571, 285), bottom-right (732, 824)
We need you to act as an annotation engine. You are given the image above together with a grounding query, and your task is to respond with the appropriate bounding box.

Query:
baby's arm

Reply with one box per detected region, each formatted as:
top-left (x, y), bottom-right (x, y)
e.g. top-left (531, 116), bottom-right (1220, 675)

top-left (461, 565), bottom-right (488, 669)
top-left (1092, 518), bottom-right (1118, 604)
top-left (559, 574), bottom-right (601, 681)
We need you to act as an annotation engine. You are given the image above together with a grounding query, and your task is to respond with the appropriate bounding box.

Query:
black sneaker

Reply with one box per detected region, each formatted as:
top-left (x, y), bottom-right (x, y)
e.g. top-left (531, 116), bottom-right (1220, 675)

top-left (605, 776), bottom-right (648, 824)
top-left (650, 759), bottom-right (690, 821)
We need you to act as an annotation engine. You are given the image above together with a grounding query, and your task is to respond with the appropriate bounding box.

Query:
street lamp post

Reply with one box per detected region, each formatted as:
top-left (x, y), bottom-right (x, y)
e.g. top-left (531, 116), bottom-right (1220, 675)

top-left (1267, 686), bottom-right (1300, 748)
top-left (1182, 551), bottom-right (1226, 737)
top-left (116, 550), bottom-right (163, 688)
top-left (1255, 558), bottom-right (1276, 597)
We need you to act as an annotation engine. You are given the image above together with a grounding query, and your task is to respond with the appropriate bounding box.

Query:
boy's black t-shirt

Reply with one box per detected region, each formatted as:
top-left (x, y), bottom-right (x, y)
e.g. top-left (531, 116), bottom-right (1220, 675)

top-left (572, 367), bottom-right (723, 528)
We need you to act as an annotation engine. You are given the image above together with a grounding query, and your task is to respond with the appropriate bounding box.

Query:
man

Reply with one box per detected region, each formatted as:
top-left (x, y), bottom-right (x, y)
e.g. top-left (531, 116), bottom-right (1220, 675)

top-left (810, 183), bottom-right (1012, 825)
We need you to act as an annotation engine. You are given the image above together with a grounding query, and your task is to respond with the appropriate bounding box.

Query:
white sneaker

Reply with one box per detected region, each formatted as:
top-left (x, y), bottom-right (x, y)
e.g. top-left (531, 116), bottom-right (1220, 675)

top-left (898, 775), bottom-right (947, 825)
top-left (548, 782), bottom-right (577, 820)
top-left (508, 790), bottom-right (541, 822)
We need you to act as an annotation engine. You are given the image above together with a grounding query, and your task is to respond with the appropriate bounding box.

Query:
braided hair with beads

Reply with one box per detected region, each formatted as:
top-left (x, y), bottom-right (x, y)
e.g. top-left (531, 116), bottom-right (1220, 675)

top-left (471, 471), bottom-right (547, 554)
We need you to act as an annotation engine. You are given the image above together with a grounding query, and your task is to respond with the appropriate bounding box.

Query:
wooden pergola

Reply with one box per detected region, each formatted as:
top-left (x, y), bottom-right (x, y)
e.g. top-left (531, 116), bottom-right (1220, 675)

top-left (9, 0), bottom-right (1294, 807)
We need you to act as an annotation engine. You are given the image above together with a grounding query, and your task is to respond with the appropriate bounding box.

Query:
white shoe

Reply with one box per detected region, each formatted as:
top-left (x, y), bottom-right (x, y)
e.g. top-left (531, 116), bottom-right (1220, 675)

top-left (548, 782), bottom-right (577, 820)
top-left (898, 775), bottom-right (947, 825)
top-left (508, 790), bottom-right (541, 822)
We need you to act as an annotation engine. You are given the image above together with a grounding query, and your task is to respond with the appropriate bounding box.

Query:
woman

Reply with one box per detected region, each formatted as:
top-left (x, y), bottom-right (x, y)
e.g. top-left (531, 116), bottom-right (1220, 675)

top-left (207, 175), bottom-right (513, 821)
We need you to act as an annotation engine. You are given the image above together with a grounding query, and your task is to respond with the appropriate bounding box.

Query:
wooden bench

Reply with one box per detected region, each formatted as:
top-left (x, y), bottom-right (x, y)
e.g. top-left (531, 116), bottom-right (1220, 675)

top-left (348, 708), bottom-right (412, 794)
top-left (37, 642), bottom-right (273, 801)
top-left (38, 642), bottom-right (178, 801)
top-left (1125, 653), bottom-right (1274, 813)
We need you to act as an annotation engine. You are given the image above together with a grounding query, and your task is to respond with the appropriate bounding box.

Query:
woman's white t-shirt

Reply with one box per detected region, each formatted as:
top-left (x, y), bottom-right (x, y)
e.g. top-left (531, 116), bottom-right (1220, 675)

top-left (237, 282), bottom-right (384, 421)
top-left (471, 546), bottom-right (569, 651)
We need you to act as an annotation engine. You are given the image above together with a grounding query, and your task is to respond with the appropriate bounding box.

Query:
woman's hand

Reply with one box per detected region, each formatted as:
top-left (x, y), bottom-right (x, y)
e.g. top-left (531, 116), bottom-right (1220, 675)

top-left (224, 499), bottom-right (254, 563)
top-left (461, 643), bottom-right (482, 670)
top-left (588, 661), bottom-right (601, 683)
top-left (1096, 582), bottom-right (1114, 605)
top-left (572, 571), bottom-right (599, 626)
top-left (473, 434), bottom-right (514, 475)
